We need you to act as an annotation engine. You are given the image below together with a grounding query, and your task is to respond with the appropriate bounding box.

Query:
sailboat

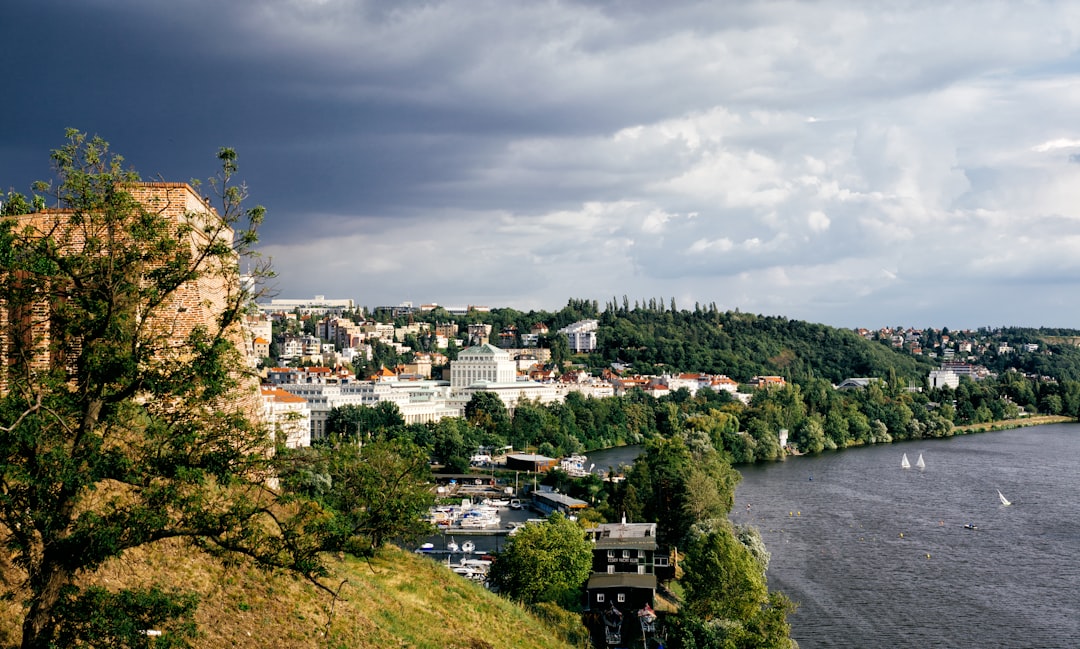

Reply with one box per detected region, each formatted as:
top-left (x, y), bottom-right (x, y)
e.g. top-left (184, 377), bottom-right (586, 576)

top-left (901, 453), bottom-right (911, 469)
top-left (998, 490), bottom-right (1011, 507)
top-left (916, 453), bottom-right (925, 470)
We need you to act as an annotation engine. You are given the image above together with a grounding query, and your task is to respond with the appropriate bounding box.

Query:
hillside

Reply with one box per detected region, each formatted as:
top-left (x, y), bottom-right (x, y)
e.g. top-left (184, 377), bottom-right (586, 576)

top-left (594, 308), bottom-right (934, 383)
top-left (376, 300), bottom-right (935, 384)
top-left (0, 542), bottom-right (578, 649)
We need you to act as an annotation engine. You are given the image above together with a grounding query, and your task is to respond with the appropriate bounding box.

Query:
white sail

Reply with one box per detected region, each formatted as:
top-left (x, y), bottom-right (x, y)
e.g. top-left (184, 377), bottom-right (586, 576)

top-left (998, 490), bottom-right (1011, 507)
top-left (901, 453), bottom-right (910, 469)
top-left (916, 453), bottom-right (925, 470)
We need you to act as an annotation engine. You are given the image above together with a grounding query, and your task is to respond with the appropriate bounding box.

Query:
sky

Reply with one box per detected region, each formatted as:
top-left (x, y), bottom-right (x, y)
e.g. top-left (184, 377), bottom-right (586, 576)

top-left (4, 0), bottom-right (1080, 330)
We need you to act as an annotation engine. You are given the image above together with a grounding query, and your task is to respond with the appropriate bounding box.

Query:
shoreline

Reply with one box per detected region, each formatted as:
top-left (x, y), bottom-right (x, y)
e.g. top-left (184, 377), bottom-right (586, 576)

top-left (950, 414), bottom-right (1074, 434)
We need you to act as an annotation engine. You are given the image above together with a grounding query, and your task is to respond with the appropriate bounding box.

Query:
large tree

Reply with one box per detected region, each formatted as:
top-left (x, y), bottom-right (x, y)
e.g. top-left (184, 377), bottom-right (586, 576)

top-left (674, 524), bottom-right (796, 649)
top-left (277, 439), bottom-right (435, 555)
top-left (488, 513), bottom-right (592, 607)
top-left (0, 131), bottom-right (327, 648)
top-left (464, 390), bottom-right (511, 440)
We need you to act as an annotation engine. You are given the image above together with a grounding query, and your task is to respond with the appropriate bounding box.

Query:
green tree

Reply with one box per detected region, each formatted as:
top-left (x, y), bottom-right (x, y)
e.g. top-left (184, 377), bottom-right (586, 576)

top-left (488, 513), bottom-right (592, 606)
top-left (678, 523), bottom-right (796, 648)
top-left (431, 416), bottom-right (475, 473)
top-left (465, 391), bottom-right (511, 440)
top-left (540, 332), bottom-right (571, 368)
top-left (325, 402), bottom-right (405, 443)
top-left (0, 131), bottom-right (329, 649)
top-left (793, 415), bottom-right (827, 453)
top-left (278, 439), bottom-right (435, 554)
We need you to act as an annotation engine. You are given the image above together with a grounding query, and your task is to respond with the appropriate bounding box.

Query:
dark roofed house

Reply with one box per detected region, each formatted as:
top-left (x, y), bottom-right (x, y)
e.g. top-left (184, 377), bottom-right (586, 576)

top-left (584, 519), bottom-right (668, 645)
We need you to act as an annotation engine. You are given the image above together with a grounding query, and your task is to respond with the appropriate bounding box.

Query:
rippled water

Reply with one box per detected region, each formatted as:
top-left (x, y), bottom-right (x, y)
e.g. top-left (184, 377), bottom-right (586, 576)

top-left (734, 424), bottom-right (1080, 649)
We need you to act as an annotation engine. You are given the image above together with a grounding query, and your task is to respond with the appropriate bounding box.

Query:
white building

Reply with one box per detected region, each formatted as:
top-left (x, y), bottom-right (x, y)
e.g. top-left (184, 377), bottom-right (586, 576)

top-left (277, 379), bottom-right (461, 440)
top-left (450, 344), bottom-right (518, 388)
top-left (256, 295), bottom-right (354, 315)
top-left (928, 369), bottom-right (960, 389)
top-left (558, 319), bottom-right (599, 353)
top-left (261, 387), bottom-right (312, 448)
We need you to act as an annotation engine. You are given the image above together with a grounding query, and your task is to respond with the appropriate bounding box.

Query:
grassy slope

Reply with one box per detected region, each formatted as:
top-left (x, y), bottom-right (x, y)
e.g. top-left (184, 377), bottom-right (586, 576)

top-left (0, 542), bottom-right (577, 649)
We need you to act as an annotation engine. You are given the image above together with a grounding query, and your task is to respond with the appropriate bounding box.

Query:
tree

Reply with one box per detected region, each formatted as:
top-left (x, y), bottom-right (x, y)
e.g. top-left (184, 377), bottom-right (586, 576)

top-left (464, 390), bottom-right (510, 440)
top-left (540, 332), bottom-right (571, 368)
top-left (488, 513), bottom-right (592, 606)
top-left (677, 523), bottom-right (796, 648)
top-left (278, 439), bottom-right (434, 555)
top-left (0, 131), bottom-right (328, 648)
top-left (325, 402), bottom-right (404, 443)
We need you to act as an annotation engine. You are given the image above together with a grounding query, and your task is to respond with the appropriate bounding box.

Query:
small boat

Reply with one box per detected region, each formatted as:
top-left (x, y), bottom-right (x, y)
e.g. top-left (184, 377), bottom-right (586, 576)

top-left (916, 453), bottom-right (925, 470)
top-left (461, 540), bottom-right (475, 554)
top-left (414, 543), bottom-right (435, 553)
top-left (998, 490), bottom-right (1011, 507)
top-left (447, 538), bottom-right (459, 553)
top-left (901, 453), bottom-right (911, 470)
top-left (964, 523), bottom-right (978, 530)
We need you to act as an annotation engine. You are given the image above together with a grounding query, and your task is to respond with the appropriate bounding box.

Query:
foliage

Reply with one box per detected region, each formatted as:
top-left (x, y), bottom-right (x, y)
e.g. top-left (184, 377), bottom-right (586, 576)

top-left (465, 391), bottom-right (512, 439)
top-left (52, 587), bottom-right (199, 649)
top-left (0, 131), bottom-right (327, 649)
top-left (618, 435), bottom-right (740, 548)
top-left (669, 523), bottom-right (796, 649)
top-left (277, 439), bottom-right (435, 555)
top-left (324, 402), bottom-right (405, 443)
top-left (488, 513), bottom-right (592, 607)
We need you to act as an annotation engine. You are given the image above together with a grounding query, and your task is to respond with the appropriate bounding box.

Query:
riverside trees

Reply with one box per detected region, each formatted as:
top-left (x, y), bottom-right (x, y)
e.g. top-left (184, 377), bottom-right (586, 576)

top-left (0, 131), bottom-right (373, 648)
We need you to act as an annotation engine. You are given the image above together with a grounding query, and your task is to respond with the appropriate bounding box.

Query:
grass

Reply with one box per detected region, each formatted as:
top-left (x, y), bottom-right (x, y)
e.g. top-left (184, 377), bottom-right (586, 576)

top-left (951, 414), bottom-right (1074, 434)
top-left (0, 542), bottom-right (580, 649)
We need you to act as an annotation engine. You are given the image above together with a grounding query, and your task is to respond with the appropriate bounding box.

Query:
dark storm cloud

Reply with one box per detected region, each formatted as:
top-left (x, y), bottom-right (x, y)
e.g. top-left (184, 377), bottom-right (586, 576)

top-left (5, 0), bottom-right (1080, 328)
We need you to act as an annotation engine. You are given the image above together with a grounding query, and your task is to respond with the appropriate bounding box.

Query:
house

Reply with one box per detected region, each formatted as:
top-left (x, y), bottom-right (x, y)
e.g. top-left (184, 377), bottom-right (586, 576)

top-left (928, 369), bottom-right (960, 389)
top-left (260, 387), bottom-right (311, 448)
top-left (836, 377), bottom-right (879, 390)
top-left (530, 490), bottom-right (588, 516)
top-left (252, 336), bottom-right (270, 360)
top-left (584, 519), bottom-right (668, 643)
top-left (558, 319), bottom-right (599, 353)
top-left (505, 453), bottom-right (559, 473)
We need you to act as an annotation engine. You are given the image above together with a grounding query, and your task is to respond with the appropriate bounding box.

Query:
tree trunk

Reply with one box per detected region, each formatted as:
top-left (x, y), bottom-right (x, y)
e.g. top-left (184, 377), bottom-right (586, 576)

top-left (21, 560), bottom-right (72, 649)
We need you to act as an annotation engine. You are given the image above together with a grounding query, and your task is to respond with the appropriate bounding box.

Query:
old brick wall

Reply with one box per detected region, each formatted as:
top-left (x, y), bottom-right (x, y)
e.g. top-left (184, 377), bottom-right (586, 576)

top-left (1, 183), bottom-right (264, 423)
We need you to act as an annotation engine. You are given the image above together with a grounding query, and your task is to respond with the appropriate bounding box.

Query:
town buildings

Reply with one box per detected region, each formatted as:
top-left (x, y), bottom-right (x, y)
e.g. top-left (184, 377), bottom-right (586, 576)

top-left (558, 319), bottom-right (599, 353)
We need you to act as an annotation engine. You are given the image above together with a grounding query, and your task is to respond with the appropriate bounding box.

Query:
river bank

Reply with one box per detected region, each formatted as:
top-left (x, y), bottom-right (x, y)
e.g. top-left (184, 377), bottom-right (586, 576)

top-left (951, 414), bottom-right (1074, 433)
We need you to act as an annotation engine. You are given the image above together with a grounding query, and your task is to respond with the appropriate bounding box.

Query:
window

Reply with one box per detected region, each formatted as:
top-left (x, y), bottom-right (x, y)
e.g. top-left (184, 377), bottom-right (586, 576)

top-left (607, 565), bottom-right (615, 574)
top-left (597, 594), bottom-right (605, 603)
top-left (638, 565), bottom-right (646, 574)
top-left (622, 550), bottom-right (629, 559)
top-left (607, 550), bottom-right (614, 559)
top-left (617, 593), bottom-right (626, 603)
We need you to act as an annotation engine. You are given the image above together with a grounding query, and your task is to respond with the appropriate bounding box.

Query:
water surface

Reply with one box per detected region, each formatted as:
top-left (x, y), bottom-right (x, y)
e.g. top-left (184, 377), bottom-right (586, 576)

top-left (735, 425), bottom-right (1080, 648)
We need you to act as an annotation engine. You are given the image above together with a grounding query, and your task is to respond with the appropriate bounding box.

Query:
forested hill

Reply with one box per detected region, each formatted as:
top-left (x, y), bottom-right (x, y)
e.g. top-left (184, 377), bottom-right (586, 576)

top-left (593, 307), bottom-right (934, 384)
top-left (398, 299), bottom-right (935, 385)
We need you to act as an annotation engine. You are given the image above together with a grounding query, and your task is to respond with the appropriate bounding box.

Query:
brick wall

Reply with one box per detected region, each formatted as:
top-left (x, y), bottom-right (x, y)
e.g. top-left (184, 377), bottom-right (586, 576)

top-left (1, 182), bottom-right (264, 421)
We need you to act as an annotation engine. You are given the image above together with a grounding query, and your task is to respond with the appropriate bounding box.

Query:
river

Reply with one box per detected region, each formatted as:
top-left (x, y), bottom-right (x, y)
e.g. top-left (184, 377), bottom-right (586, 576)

top-left (734, 424), bottom-right (1080, 648)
